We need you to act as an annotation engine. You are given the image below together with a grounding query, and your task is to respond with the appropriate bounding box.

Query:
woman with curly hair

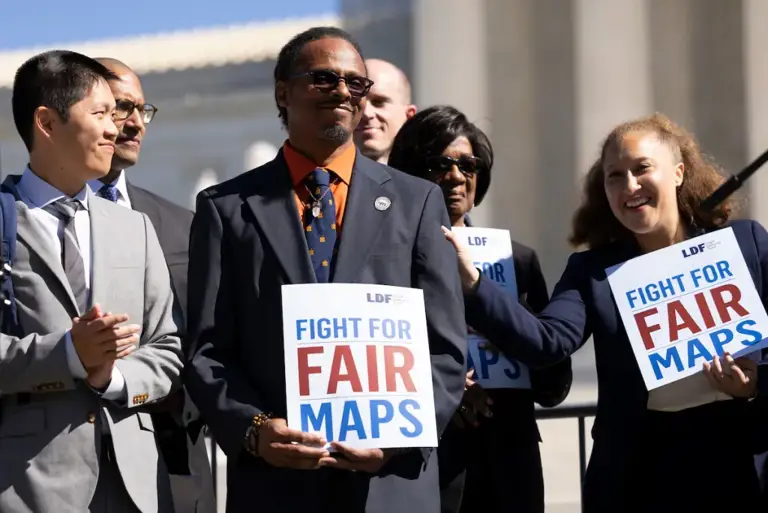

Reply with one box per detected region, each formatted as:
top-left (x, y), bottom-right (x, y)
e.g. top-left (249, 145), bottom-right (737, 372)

top-left (443, 113), bottom-right (768, 512)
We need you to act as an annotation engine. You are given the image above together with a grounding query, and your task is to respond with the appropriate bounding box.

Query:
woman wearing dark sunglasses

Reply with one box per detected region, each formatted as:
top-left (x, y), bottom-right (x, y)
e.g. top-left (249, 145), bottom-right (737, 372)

top-left (388, 105), bottom-right (572, 513)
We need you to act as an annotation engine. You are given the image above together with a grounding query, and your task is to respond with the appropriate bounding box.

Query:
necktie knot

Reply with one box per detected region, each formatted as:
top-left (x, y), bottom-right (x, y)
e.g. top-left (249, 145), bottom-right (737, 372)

top-left (44, 198), bottom-right (82, 220)
top-left (98, 184), bottom-right (119, 203)
top-left (308, 168), bottom-right (332, 188)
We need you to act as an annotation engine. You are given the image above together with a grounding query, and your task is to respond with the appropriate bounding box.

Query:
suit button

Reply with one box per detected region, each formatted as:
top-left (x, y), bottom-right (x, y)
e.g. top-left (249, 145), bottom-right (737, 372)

top-left (87, 413), bottom-right (97, 424)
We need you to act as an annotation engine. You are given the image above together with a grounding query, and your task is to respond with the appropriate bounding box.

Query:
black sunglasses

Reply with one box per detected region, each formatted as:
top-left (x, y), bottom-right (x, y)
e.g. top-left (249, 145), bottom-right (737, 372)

top-left (426, 155), bottom-right (483, 177)
top-left (114, 99), bottom-right (158, 124)
top-left (290, 69), bottom-right (374, 98)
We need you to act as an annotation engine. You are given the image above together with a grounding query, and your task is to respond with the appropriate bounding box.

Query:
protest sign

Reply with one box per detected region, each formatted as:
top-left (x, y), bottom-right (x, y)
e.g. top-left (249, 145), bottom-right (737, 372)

top-left (282, 283), bottom-right (438, 450)
top-left (452, 227), bottom-right (531, 389)
top-left (607, 227), bottom-right (768, 390)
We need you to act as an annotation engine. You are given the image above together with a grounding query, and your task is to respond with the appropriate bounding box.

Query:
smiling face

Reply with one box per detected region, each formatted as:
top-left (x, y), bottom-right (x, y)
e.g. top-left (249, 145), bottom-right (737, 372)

top-left (602, 130), bottom-right (684, 245)
top-left (276, 37), bottom-right (367, 145)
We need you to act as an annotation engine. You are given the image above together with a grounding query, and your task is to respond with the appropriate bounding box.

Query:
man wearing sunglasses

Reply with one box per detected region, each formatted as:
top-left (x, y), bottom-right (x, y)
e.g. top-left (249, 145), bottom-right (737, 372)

top-left (89, 57), bottom-right (215, 513)
top-left (185, 26), bottom-right (467, 513)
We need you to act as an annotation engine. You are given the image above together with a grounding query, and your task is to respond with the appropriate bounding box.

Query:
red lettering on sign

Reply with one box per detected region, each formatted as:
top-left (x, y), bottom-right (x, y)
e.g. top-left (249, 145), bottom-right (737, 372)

top-left (327, 345), bottom-right (363, 394)
top-left (384, 346), bottom-right (416, 392)
top-left (634, 308), bottom-right (661, 350)
top-left (667, 300), bottom-right (701, 342)
top-left (710, 283), bottom-right (749, 322)
top-left (297, 346), bottom-right (324, 396)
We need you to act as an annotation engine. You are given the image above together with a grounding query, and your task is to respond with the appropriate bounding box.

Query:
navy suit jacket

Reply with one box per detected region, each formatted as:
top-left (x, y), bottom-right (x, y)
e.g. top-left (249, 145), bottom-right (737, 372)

top-left (185, 149), bottom-right (467, 513)
top-left (464, 219), bottom-right (768, 507)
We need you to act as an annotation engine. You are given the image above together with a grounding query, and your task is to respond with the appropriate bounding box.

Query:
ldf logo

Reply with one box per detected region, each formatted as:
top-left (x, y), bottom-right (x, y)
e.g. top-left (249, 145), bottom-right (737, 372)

top-left (682, 243), bottom-right (705, 258)
top-left (367, 293), bottom-right (392, 303)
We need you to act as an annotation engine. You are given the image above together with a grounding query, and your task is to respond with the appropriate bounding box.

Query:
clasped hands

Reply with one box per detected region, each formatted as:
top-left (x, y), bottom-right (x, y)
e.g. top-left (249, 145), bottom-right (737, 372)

top-left (70, 304), bottom-right (140, 389)
top-left (254, 418), bottom-right (396, 472)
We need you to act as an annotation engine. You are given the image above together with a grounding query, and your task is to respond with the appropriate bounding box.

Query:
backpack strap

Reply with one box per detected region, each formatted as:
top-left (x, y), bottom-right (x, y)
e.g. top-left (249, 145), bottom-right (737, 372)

top-left (0, 187), bottom-right (19, 335)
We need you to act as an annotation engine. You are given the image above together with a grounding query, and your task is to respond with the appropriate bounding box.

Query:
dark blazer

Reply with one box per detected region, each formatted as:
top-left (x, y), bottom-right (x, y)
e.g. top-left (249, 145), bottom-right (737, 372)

top-left (185, 149), bottom-right (467, 513)
top-left (463, 219), bottom-right (768, 513)
top-left (439, 240), bottom-right (571, 513)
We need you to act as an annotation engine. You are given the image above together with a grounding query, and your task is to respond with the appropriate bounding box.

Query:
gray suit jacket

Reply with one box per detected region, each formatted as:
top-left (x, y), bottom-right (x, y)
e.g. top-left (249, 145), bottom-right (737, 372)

top-left (0, 177), bottom-right (184, 513)
top-left (186, 150), bottom-right (467, 513)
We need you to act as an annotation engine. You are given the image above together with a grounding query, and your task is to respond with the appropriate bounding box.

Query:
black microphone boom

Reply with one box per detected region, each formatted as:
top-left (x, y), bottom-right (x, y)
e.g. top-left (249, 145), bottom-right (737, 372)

top-left (700, 147), bottom-right (768, 212)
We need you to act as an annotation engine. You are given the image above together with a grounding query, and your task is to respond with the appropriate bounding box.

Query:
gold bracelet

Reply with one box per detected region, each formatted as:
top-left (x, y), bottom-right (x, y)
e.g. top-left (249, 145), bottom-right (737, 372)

top-left (244, 412), bottom-right (273, 457)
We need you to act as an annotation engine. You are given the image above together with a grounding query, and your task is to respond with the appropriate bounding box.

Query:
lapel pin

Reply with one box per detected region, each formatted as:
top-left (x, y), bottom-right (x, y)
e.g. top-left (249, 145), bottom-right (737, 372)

top-left (374, 196), bottom-right (391, 211)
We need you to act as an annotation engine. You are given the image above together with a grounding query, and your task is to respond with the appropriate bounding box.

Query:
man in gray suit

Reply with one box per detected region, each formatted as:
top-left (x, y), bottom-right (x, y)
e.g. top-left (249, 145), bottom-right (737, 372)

top-left (2, 50), bottom-right (183, 512)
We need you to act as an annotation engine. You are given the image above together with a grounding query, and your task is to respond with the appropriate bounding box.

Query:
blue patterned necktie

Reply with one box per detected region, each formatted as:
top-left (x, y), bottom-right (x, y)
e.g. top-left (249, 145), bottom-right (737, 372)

top-left (303, 168), bottom-right (337, 282)
top-left (98, 183), bottom-right (119, 203)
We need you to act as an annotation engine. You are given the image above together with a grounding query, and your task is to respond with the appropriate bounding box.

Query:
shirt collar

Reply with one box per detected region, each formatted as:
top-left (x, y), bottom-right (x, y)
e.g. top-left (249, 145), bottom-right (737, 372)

top-left (282, 140), bottom-right (356, 186)
top-left (19, 165), bottom-right (89, 211)
top-left (87, 170), bottom-right (129, 201)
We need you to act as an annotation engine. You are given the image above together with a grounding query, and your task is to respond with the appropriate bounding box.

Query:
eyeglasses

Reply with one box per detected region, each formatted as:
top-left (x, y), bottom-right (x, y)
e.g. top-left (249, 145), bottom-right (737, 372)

top-left (290, 69), bottom-right (374, 98)
top-left (426, 155), bottom-right (483, 177)
top-left (114, 99), bottom-right (158, 124)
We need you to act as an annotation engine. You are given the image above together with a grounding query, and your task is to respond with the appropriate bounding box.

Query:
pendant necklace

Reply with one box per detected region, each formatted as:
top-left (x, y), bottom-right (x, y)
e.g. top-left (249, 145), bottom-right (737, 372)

top-left (304, 180), bottom-right (336, 218)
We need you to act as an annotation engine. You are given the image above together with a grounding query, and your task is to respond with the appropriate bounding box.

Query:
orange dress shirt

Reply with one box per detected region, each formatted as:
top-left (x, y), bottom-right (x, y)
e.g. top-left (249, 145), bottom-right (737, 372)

top-left (282, 141), bottom-right (355, 232)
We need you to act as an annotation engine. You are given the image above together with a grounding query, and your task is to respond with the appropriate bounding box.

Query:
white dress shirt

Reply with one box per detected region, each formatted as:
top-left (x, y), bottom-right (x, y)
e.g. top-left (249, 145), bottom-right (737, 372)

top-left (17, 168), bottom-right (127, 401)
top-left (88, 170), bottom-right (132, 208)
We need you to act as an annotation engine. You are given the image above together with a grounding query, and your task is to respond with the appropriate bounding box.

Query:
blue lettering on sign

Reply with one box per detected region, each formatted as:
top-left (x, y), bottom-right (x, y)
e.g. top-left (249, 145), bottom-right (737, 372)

top-left (467, 236), bottom-right (488, 246)
top-left (367, 293), bottom-right (392, 303)
top-left (473, 261), bottom-right (506, 284)
top-left (398, 399), bottom-right (423, 437)
top-left (647, 319), bottom-right (765, 380)
top-left (299, 399), bottom-right (424, 442)
top-left (300, 402), bottom-right (333, 442)
top-left (682, 243), bottom-right (706, 258)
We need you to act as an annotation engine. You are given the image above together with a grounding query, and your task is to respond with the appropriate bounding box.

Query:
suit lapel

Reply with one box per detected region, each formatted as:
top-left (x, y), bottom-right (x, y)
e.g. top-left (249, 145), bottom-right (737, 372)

top-left (2, 177), bottom-right (79, 314)
top-left (332, 155), bottom-right (392, 283)
top-left (245, 155), bottom-right (316, 284)
top-left (89, 190), bottom-right (114, 308)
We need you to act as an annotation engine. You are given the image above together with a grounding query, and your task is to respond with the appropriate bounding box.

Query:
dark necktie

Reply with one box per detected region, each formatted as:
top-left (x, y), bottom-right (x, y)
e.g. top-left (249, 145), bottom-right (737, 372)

top-left (98, 183), bottom-right (119, 203)
top-left (303, 169), bottom-right (338, 283)
top-left (43, 198), bottom-right (88, 314)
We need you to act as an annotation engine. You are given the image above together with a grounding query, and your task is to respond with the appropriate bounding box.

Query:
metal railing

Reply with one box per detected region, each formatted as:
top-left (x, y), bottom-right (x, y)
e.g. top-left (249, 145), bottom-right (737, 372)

top-left (535, 400), bottom-right (597, 507)
top-left (206, 401), bottom-right (598, 510)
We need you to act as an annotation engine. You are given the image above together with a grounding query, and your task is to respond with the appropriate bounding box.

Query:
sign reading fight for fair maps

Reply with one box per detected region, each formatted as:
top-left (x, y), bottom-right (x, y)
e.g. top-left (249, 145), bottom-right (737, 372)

top-left (607, 227), bottom-right (768, 390)
top-left (282, 283), bottom-right (438, 450)
top-left (452, 227), bottom-right (531, 389)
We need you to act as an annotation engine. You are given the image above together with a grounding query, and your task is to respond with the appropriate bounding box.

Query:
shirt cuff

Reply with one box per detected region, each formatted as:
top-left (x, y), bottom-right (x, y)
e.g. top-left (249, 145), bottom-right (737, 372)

top-left (101, 367), bottom-right (127, 402)
top-left (65, 331), bottom-right (88, 379)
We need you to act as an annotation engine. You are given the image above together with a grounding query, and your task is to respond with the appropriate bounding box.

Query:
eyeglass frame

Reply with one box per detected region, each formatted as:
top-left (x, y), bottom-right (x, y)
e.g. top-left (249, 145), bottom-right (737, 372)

top-left (426, 155), bottom-right (484, 178)
top-left (113, 99), bottom-right (158, 124)
top-left (288, 69), bottom-right (375, 98)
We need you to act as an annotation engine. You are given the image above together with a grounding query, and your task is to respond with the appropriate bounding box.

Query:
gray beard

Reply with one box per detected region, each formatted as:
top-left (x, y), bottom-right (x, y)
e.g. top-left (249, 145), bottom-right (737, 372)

top-left (320, 125), bottom-right (350, 144)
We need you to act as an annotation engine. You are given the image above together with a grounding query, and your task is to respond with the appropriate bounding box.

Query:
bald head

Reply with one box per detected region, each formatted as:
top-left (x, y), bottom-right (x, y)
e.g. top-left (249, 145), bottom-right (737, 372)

top-left (94, 57), bottom-right (135, 77)
top-left (355, 59), bottom-right (416, 164)
top-left (365, 59), bottom-right (412, 105)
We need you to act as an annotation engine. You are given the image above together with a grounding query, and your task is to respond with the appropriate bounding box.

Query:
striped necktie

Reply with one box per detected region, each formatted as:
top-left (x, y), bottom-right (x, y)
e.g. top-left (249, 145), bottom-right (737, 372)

top-left (43, 198), bottom-right (87, 314)
top-left (303, 168), bottom-right (337, 283)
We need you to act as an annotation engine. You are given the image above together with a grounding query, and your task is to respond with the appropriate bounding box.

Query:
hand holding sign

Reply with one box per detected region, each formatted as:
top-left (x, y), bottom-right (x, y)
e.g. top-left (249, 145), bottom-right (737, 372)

top-left (257, 418), bottom-right (330, 470)
top-left (703, 353), bottom-right (757, 398)
top-left (441, 226), bottom-right (480, 293)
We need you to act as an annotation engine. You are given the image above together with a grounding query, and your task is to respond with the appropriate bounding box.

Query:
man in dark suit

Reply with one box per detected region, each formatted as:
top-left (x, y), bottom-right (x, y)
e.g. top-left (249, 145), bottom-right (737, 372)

top-left (185, 26), bottom-right (467, 513)
top-left (89, 58), bottom-right (215, 513)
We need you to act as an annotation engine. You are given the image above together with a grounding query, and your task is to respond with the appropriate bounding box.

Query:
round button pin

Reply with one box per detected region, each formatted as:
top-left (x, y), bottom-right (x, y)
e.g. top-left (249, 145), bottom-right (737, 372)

top-left (374, 196), bottom-right (391, 211)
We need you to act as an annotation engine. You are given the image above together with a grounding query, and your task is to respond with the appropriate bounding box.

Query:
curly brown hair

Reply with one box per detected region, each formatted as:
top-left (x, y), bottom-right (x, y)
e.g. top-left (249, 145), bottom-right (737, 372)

top-left (569, 113), bottom-right (735, 249)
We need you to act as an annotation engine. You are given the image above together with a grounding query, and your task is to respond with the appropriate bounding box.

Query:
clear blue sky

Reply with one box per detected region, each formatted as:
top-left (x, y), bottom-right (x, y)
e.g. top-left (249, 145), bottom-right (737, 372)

top-left (0, 0), bottom-right (338, 50)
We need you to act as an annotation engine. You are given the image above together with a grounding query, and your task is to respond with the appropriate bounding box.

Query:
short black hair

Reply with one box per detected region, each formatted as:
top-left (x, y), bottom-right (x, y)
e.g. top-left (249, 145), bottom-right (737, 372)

top-left (12, 50), bottom-right (117, 151)
top-left (273, 26), bottom-right (365, 127)
top-left (388, 105), bottom-right (493, 206)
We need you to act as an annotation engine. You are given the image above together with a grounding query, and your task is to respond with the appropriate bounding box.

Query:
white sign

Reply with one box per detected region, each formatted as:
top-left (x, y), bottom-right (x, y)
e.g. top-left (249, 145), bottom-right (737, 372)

top-left (452, 227), bottom-right (531, 389)
top-left (282, 283), bottom-right (438, 450)
top-left (607, 227), bottom-right (768, 390)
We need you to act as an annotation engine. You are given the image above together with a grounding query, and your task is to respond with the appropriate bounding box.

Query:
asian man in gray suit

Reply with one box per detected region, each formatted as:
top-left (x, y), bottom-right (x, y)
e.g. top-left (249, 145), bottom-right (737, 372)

top-left (1, 50), bottom-right (183, 513)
